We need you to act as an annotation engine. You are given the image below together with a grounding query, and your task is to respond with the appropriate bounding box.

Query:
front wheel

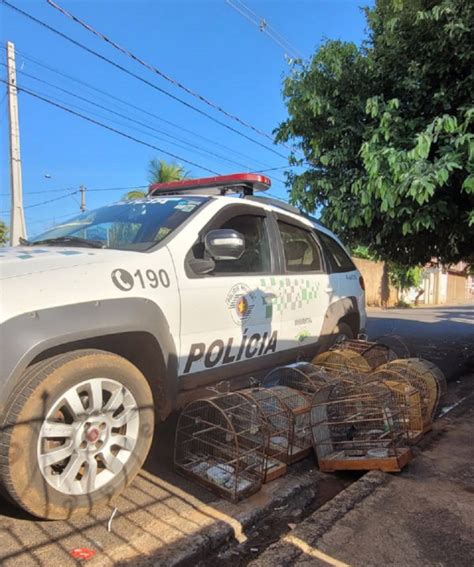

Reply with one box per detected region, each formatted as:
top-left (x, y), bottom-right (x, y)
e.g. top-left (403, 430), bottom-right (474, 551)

top-left (0, 349), bottom-right (154, 519)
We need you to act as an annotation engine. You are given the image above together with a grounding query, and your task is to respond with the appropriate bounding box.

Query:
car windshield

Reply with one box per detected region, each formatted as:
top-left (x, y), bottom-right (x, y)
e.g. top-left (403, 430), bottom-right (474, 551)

top-left (28, 196), bottom-right (207, 251)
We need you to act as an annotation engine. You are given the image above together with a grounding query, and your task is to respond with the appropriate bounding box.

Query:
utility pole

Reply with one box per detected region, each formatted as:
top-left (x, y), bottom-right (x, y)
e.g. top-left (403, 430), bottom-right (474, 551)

top-left (80, 185), bottom-right (86, 212)
top-left (7, 41), bottom-right (27, 245)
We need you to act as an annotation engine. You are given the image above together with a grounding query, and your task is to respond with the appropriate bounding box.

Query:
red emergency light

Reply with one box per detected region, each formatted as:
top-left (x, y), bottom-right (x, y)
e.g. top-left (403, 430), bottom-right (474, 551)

top-left (148, 173), bottom-right (271, 196)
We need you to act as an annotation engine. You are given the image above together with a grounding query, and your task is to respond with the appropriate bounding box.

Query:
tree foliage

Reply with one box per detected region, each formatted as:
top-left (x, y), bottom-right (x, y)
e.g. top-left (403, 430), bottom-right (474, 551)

top-left (0, 220), bottom-right (8, 246)
top-left (388, 264), bottom-right (424, 292)
top-left (147, 159), bottom-right (189, 185)
top-left (122, 159), bottom-right (190, 201)
top-left (276, 0), bottom-right (473, 265)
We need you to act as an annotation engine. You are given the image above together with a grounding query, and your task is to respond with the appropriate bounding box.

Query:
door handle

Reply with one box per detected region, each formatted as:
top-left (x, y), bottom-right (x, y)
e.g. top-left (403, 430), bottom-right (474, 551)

top-left (325, 287), bottom-right (334, 293)
top-left (263, 292), bottom-right (277, 304)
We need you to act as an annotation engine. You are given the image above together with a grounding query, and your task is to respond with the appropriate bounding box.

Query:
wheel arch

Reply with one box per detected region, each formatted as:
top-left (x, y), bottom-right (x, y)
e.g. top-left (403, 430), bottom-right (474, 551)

top-left (317, 297), bottom-right (361, 353)
top-left (0, 299), bottom-right (178, 422)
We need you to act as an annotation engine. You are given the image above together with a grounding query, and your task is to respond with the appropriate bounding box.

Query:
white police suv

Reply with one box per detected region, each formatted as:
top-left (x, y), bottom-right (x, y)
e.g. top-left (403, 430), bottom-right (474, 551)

top-left (0, 173), bottom-right (366, 518)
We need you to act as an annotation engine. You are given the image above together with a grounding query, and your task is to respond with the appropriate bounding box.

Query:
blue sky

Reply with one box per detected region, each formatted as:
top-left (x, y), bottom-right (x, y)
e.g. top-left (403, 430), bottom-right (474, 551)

top-left (0, 0), bottom-right (370, 235)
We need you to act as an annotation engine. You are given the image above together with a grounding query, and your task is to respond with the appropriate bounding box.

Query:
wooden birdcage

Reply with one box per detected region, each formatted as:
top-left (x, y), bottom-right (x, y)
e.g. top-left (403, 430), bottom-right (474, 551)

top-left (267, 386), bottom-right (312, 463)
top-left (312, 348), bottom-right (372, 374)
top-left (370, 368), bottom-right (425, 442)
top-left (174, 393), bottom-right (267, 501)
top-left (375, 358), bottom-right (446, 420)
top-left (335, 338), bottom-right (396, 370)
top-left (310, 381), bottom-right (412, 472)
top-left (263, 362), bottom-right (332, 395)
top-left (238, 388), bottom-right (290, 482)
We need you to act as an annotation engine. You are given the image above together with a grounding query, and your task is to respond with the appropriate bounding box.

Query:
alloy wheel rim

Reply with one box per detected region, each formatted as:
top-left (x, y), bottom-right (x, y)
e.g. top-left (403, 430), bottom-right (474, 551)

top-left (37, 378), bottom-right (139, 496)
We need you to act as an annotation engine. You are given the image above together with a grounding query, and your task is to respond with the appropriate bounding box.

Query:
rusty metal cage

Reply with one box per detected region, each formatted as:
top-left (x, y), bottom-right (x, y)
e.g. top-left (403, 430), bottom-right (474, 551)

top-left (263, 362), bottom-right (332, 396)
top-left (374, 358), bottom-right (446, 420)
top-left (310, 381), bottom-right (412, 472)
top-left (238, 388), bottom-right (290, 482)
top-left (334, 338), bottom-right (397, 370)
top-left (312, 348), bottom-right (372, 374)
top-left (268, 386), bottom-right (312, 463)
top-left (174, 393), bottom-right (267, 501)
top-left (370, 368), bottom-right (425, 442)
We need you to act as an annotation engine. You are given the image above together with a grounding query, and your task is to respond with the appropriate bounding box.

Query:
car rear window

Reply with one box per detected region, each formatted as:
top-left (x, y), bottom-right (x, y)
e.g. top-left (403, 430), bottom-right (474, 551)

top-left (317, 231), bottom-right (356, 273)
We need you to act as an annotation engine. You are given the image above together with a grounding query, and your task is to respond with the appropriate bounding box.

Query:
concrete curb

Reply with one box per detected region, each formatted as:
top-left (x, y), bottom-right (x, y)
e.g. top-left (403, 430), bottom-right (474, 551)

top-left (113, 469), bottom-right (321, 567)
top-left (167, 471), bottom-right (320, 567)
top-left (249, 470), bottom-right (388, 566)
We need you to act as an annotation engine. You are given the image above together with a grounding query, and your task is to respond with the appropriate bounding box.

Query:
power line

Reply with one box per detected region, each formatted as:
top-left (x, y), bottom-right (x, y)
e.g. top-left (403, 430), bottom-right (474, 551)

top-left (226, 0), bottom-right (304, 60)
top-left (47, 0), bottom-right (287, 147)
top-left (0, 185), bottom-right (149, 198)
top-left (0, 190), bottom-right (78, 214)
top-left (8, 47), bottom-right (277, 170)
top-left (1, 0), bottom-right (288, 160)
top-left (0, 78), bottom-right (221, 175)
top-left (2, 63), bottom-right (261, 172)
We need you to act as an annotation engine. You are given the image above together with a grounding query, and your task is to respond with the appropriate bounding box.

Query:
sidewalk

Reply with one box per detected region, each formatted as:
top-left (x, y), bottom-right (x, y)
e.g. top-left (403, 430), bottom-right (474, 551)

top-left (251, 387), bottom-right (474, 567)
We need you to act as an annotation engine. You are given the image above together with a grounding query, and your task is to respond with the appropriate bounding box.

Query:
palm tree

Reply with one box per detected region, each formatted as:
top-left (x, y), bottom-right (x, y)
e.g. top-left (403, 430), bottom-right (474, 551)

top-left (148, 159), bottom-right (189, 185)
top-left (122, 159), bottom-right (190, 201)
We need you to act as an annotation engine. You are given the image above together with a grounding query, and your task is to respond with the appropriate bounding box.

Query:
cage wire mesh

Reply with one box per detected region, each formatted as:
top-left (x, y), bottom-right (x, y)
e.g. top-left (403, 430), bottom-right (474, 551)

top-left (174, 393), bottom-right (267, 501)
top-left (374, 358), bottom-right (446, 420)
top-left (312, 348), bottom-right (372, 374)
top-left (370, 368), bottom-right (425, 441)
top-left (310, 380), bottom-right (412, 472)
top-left (334, 338), bottom-right (397, 370)
top-left (267, 386), bottom-right (313, 463)
top-left (238, 388), bottom-right (290, 481)
top-left (374, 335), bottom-right (412, 359)
top-left (263, 362), bottom-right (333, 396)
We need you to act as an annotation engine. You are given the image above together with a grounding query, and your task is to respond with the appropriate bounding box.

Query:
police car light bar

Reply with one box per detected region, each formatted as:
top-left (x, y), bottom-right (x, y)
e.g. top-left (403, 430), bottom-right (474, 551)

top-left (148, 173), bottom-right (271, 196)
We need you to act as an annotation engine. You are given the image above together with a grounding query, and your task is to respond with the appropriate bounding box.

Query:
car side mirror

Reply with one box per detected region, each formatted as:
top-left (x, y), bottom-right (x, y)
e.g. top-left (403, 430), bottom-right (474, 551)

top-left (204, 229), bottom-right (245, 261)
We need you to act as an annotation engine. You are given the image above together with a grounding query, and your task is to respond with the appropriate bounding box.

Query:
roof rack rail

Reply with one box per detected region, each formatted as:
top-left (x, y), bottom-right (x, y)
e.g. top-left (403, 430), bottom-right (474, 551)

top-left (245, 195), bottom-right (325, 227)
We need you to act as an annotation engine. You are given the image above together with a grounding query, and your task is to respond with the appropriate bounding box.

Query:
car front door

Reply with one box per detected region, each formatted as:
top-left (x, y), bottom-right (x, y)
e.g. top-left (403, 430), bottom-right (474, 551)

top-left (171, 203), bottom-right (282, 387)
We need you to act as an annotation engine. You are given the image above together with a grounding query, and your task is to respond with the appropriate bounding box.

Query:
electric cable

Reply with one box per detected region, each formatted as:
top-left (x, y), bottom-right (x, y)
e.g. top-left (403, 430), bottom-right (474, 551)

top-left (1, 0), bottom-right (288, 160)
top-left (0, 78), bottom-right (220, 175)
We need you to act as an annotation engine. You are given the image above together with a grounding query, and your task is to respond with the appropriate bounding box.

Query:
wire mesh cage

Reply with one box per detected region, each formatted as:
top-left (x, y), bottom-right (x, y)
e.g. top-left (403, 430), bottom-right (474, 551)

top-left (238, 388), bottom-right (291, 481)
top-left (374, 335), bottom-right (412, 359)
top-left (174, 393), bottom-right (267, 501)
top-left (263, 362), bottom-right (332, 396)
top-left (312, 348), bottom-right (372, 373)
top-left (370, 368), bottom-right (425, 442)
top-left (374, 358), bottom-right (446, 420)
top-left (334, 338), bottom-right (397, 370)
top-left (267, 386), bottom-right (313, 463)
top-left (310, 381), bottom-right (412, 472)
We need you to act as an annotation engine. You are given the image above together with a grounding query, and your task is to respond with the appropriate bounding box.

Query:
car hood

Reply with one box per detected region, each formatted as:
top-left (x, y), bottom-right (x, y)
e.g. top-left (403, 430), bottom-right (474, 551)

top-left (0, 246), bottom-right (129, 280)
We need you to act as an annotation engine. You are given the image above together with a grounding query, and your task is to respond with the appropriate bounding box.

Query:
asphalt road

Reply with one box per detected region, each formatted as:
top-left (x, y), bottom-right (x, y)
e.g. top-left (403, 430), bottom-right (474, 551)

top-left (0, 303), bottom-right (473, 566)
top-left (366, 303), bottom-right (474, 379)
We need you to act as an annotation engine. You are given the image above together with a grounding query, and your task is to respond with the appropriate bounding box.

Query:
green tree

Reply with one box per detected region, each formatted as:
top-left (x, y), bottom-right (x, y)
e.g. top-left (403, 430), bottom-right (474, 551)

top-left (123, 159), bottom-right (190, 201)
top-left (148, 159), bottom-right (189, 185)
top-left (276, 0), bottom-right (474, 266)
top-left (0, 220), bottom-right (8, 246)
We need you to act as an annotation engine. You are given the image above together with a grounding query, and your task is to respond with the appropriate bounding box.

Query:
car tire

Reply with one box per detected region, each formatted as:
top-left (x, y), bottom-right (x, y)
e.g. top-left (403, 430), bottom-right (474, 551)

top-left (331, 321), bottom-right (354, 345)
top-left (0, 349), bottom-right (154, 519)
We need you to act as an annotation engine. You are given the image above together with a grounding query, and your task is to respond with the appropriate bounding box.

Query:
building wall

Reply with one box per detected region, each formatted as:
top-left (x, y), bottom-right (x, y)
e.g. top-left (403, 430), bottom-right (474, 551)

top-left (447, 271), bottom-right (469, 303)
top-left (353, 258), bottom-right (471, 306)
top-left (352, 257), bottom-right (398, 307)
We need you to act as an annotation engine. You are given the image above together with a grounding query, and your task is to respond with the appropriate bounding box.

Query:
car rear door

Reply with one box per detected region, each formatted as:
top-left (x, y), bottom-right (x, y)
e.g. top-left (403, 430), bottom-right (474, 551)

top-left (273, 215), bottom-right (332, 359)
